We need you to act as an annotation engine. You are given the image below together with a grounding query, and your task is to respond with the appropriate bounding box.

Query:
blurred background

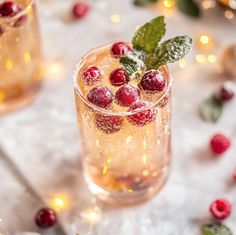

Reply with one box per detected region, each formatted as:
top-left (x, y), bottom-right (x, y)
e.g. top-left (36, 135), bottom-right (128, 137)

top-left (0, 0), bottom-right (236, 234)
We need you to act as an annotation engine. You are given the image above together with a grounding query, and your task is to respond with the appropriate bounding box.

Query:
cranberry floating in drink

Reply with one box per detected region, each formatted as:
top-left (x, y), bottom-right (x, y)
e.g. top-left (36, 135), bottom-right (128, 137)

top-left (74, 16), bottom-right (192, 204)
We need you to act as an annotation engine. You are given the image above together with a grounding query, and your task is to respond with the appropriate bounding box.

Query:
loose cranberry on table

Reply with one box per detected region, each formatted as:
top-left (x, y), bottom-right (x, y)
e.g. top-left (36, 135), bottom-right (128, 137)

top-left (210, 133), bottom-right (231, 155)
top-left (139, 70), bottom-right (166, 94)
top-left (128, 101), bottom-right (156, 127)
top-left (209, 199), bottom-right (232, 220)
top-left (72, 2), bottom-right (90, 19)
top-left (35, 208), bottom-right (57, 228)
top-left (111, 42), bottom-right (132, 58)
top-left (109, 68), bottom-right (128, 87)
top-left (81, 66), bottom-right (102, 86)
top-left (95, 114), bottom-right (123, 134)
top-left (87, 86), bottom-right (113, 108)
top-left (115, 85), bottom-right (140, 107)
top-left (218, 82), bottom-right (235, 102)
top-left (0, 1), bottom-right (19, 17)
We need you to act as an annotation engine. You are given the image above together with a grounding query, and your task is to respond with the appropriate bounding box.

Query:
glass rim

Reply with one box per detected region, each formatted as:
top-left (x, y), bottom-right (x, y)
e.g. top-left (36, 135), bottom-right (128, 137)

top-left (73, 42), bottom-right (172, 117)
top-left (0, 0), bottom-right (36, 25)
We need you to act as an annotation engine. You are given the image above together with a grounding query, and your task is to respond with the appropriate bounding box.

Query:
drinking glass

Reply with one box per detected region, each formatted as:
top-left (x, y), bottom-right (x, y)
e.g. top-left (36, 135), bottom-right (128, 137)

top-left (74, 43), bottom-right (172, 205)
top-left (0, 0), bottom-right (42, 114)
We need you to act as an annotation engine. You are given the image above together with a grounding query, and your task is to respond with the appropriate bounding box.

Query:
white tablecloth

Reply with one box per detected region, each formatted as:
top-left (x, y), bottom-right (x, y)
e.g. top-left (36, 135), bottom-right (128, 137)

top-left (0, 0), bottom-right (236, 234)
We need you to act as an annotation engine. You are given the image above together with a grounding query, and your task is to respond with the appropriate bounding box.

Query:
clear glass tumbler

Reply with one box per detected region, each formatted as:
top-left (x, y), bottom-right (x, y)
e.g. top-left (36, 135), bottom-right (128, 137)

top-left (0, 0), bottom-right (42, 114)
top-left (74, 43), bottom-right (172, 205)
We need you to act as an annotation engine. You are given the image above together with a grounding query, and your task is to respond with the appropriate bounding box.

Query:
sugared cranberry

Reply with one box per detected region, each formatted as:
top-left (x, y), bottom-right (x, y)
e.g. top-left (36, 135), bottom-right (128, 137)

top-left (115, 85), bottom-right (140, 107)
top-left (35, 208), bottom-right (57, 228)
top-left (95, 114), bottom-right (123, 134)
top-left (209, 199), bottom-right (232, 220)
top-left (87, 86), bottom-right (113, 108)
top-left (111, 42), bottom-right (132, 58)
top-left (0, 1), bottom-right (19, 17)
top-left (81, 66), bottom-right (102, 86)
top-left (139, 70), bottom-right (166, 94)
top-left (128, 102), bottom-right (156, 127)
top-left (219, 82), bottom-right (235, 102)
top-left (109, 68), bottom-right (128, 87)
top-left (210, 133), bottom-right (231, 155)
top-left (72, 2), bottom-right (90, 19)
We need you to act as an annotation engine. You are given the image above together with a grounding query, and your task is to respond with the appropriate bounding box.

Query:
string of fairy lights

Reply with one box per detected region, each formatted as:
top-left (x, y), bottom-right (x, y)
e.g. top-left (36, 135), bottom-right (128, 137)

top-left (0, 0), bottom-right (235, 235)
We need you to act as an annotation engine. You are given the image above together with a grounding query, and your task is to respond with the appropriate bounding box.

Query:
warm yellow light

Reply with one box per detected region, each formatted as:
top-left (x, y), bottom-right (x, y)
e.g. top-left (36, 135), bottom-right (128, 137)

top-left (200, 35), bottom-right (210, 45)
top-left (196, 54), bottom-right (206, 64)
top-left (51, 196), bottom-right (67, 210)
top-left (110, 14), bottom-right (120, 23)
top-left (143, 155), bottom-right (147, 165)
top-left (81, 207), bottom-right (102, 225)
top-left (202, 0), bottom-right (216, 9)
top-left (128, 189), bottom-right (133, 192)
top-left (163, 0), bottom-right (175, 8)
top-left (6, 59), bottom-right (13, 70)
top-left (178, 59), bottom-right (186, 68)
top-left (46, 61), bottom-right (64, 79)
top-left (208, 54), bottom-right (217, 63)
top-left (126, 136), bottom-right (132, 144)
top-left (0, 92), bottom-right (4, 103)
top-left (225, 10), bottom-right (234, 20)
top-left (102, 165), bottom-right (109, 175)
top-left (24, 52), bottom-right (31, 62)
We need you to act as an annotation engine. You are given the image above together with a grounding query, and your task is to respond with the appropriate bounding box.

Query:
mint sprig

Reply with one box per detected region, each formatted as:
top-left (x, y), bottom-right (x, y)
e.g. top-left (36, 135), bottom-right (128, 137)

top-left (176, 0), bottom-right (201, 18)
top-left (120, 55), bottom-right (145, 79)
top-left (202, 223), bottom-right (232, 235)
top-left (200, 95), bottom-right (223, 123)
top-left (134, 0), bottom-right (158, 6)
top-left (132, 16), bottom-right (166, 53)
top-left (120, 16), bottom-right (193, 78)
top-left (145, 35), bottom-right (193, 69)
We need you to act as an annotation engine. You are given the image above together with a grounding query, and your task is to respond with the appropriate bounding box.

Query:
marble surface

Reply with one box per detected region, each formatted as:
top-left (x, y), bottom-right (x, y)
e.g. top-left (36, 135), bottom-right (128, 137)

top-left (0, 0), bottom-right (236, 234)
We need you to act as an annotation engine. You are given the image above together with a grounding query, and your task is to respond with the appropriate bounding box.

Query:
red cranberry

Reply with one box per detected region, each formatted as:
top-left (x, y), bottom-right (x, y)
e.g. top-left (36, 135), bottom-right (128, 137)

top-left (115, 85), bottom-right (140, 107)
top-left (109, 68), bottom-right (128, 87)
top-left (219, 82), bottom-right (235, 102)
top-left (128, 102), bottom-right (156, 127)
top-left (210, 133), bottom-right (231, 155)
top-left (35, 208), bottom-right (57, 228)
top-left (111, 42), bottom-right (132, 58)
top-left (95, 114), bottom-right (123, 134)
top-left (139, 70), bottom-right (167, 94)
top-left (72, 2), bottom-right (90, 19)
top-left (209, 199), bottom-right (232, 220)
top-left (81, 66), bottom-right (102, 86)
top-left (0, 1), bottom-right (19, 17)
top-left (87, 86), bottom-right (113, 108)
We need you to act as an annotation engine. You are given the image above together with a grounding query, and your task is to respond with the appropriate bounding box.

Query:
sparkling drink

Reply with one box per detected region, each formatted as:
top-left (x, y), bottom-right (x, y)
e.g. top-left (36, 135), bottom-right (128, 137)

top-left (0, 0), bottom-right (42, 114)
top-left (74, 43), bottom-right (172, 204)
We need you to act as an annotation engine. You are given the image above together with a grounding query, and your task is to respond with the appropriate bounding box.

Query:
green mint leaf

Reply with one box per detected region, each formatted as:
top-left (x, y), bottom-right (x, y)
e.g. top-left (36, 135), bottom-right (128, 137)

top-left (132, 16), bottom-right (166, 53)
top-left (134, 0), bottom-right (158, 6)
top-left (120, 55), bottom-right (145, 79)
top-left (200, 96), bottom-right (223, 123)
top-left (176, 0), bottom-right (201, 18)
top-left (146, 35), bottom-right (193, 69)
top-left (202, 223), bottom-right (233, 235)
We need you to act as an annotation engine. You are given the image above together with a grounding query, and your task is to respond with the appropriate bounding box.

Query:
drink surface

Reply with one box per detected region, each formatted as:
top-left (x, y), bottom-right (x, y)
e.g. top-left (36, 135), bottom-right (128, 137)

top-left (74, 43), bottom-right (172, 204)
top-left (0, 0), bottom-right (42, 114)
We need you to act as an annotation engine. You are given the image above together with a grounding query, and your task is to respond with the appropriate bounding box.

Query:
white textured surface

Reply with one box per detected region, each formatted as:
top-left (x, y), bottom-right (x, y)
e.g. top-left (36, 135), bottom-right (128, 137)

top-left (0, 0), bottom-right (236, 234)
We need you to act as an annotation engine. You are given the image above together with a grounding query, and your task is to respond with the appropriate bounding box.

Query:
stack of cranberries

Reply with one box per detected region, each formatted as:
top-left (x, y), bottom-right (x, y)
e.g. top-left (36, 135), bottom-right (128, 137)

top-left (80, 42), bottom-right (167, 134)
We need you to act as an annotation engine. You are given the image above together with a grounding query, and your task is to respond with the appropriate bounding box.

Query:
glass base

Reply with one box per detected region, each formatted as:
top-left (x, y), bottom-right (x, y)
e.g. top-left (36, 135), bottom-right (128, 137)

top-left (84, 169), bottom-right (170, 206)
top-left (0, 81), bottom-right (42, 115)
